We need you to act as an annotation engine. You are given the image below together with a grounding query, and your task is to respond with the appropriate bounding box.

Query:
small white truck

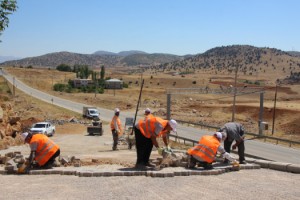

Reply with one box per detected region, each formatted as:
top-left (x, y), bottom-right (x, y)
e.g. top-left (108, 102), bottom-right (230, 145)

top-left (82, 107), bottom-right (99, 119)
top-left (30, 122), bottom-right (56, 137)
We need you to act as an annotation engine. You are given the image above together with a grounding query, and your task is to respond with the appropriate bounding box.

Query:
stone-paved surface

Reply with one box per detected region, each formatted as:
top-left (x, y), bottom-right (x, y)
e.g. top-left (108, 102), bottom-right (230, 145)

top-left (1, 169), bottom-right (299, 200)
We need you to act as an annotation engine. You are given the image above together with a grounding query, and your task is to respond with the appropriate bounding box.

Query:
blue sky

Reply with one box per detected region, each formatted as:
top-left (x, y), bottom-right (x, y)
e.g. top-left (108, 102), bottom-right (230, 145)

top-left (1, 0), bottom-right (300, 58)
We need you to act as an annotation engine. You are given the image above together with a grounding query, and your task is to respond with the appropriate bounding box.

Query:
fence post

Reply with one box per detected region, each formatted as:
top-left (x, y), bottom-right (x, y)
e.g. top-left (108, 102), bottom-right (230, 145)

top-left (167, 93), bottom-right (171, 120)
top-left (258, 92), bottom-right (264, 136)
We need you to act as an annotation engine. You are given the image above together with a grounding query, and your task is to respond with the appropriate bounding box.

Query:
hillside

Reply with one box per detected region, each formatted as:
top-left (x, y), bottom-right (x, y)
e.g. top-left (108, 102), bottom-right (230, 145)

top-left (0, 52), bottom-right (122, 68)
top-left (0, 51), bottom-right (183, 68)
top-left (150, 45), bottom-right (300, 83)
top-left (121, 53), bottom-right (183, 66)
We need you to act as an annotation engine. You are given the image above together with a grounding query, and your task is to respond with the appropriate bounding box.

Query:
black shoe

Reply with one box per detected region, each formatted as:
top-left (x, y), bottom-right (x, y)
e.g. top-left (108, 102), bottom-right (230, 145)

top-left (203, 164), bottom-right (213, 170)
top-left (112, 147), bottom-right (119, 151)
top-left (187, 155), bottom-right (196, 169)
top-left (135, 163), bottom-right (147, 170)
top-left (240, 160), bottom-right (247, 164)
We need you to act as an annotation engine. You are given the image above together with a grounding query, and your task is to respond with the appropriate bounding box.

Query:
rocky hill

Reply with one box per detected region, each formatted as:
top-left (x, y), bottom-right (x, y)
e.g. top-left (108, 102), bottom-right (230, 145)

top-left (149, 45), bottom-right (300, 81)
top-left (0, 51), bottom-right (183, 68)
top-left (2, 46), bottom-right (300, 76)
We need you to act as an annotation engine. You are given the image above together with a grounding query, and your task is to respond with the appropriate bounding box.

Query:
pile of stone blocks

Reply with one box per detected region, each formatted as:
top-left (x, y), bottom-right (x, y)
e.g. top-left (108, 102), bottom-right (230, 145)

top-left (59, 156), bottom-right (81, 167)
top-left (0, 151), bottom-right (83, 174)
top-left (151, 150), bottom-right (189, 169)
top-left (0, 151), bottom-right (26, 174)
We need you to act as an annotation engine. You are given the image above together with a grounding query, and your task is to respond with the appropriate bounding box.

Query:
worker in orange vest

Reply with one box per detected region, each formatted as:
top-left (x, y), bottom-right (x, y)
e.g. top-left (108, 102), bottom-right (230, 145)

top-left (134, 116), bottom-right (177, 169)
top-left (187, 132), bottom-right (236, 170)
top-left (21, 132), bottom-right (60, 172)
top-left (110, 108), bottom-right (123, 151)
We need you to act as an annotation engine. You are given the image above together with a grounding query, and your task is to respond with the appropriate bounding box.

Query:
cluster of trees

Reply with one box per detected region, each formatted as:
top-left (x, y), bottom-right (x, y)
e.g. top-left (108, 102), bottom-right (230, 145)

top-left (54, 64), bottom-right (107, 93)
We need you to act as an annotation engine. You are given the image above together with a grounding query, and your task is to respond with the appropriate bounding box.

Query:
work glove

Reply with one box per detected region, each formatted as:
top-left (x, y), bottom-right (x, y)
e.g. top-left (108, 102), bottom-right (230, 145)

top-left (157, 147), bottom-right (163, 155)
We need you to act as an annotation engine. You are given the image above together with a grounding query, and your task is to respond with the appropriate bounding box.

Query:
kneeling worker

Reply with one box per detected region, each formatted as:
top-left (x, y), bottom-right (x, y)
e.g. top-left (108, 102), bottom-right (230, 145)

top-left (187, 132), bottom-right (236, 169)
top-left (134, 117), bottom-right (177, 169)
top-left (21, 132), bottom-right (60, 172)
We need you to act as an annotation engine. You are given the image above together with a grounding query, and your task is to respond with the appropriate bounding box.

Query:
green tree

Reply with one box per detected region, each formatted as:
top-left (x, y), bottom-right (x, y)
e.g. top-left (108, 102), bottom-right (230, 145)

top-left (0, 0), bottom-right (17, 39)
top-left (56, 64), bottom-right (72, 72)
top-left (100, 65), bottom-right (105, 80)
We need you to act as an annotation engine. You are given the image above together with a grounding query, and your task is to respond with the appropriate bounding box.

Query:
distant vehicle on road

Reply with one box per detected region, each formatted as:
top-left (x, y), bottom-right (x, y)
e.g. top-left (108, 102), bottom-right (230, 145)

top-left (30, 122), bottom-right (55, 137)
top-left (82, 106), bottom-right (99, 119)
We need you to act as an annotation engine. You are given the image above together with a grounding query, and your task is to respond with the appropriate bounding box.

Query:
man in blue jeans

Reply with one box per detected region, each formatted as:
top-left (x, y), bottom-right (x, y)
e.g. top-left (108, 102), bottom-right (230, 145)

top-left (219, 122), bottom-right (246, 164)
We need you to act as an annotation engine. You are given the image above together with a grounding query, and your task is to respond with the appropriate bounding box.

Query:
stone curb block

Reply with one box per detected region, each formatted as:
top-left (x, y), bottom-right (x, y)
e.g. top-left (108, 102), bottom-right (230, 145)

top-left (0, 164), bottom-right (262, 177)
top-left (240, 164), bottom-right (261, 170)
top-left (61, 170), bottom-right (76, 175)
top-left (286, 164), bottom-right (300, 174)
top-left (269, 162), bottom-right (290, 172)
top-left (254, 160), bottom-right (272, 168)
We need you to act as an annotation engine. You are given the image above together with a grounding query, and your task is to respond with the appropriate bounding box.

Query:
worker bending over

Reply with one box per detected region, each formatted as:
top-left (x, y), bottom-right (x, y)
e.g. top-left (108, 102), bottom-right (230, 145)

top-left (110, 108), bottom-right (123, 151)
top-left (21, 132), bottom-right (60, 172)
top-left (219, 122), bottom-right (246, 164)
top-left (187, 132), bottom-right (236, 170)
top-left (134, 116), bottom-right (177, 169)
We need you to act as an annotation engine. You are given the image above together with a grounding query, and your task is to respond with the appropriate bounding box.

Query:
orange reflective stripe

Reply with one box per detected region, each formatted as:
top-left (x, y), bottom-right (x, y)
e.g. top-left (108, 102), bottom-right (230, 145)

top-left (187, 135), bottom-right (220, 163)
top-left (30, 134), bottom-right (59, 166)
top-left (138, 117), bottom-right (168, 138)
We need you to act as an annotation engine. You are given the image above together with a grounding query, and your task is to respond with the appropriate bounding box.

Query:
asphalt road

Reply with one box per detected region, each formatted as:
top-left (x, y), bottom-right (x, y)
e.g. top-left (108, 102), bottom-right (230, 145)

top-left (1, 70), bottom-right (300, 164)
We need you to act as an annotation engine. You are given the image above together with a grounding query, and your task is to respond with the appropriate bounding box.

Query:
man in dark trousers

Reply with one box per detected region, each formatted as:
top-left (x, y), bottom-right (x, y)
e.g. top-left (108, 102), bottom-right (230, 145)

top-left (134, 116), bottom-right (177, 169)
top-left (219, 122), bottom-right (246, 164)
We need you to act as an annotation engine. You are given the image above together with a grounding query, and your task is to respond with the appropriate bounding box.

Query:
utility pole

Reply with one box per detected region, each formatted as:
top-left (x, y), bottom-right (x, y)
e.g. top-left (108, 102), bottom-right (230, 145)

top-left (231, 63), bottom-right (239, 122)
top-left (272, 84), bottom-right (278, 135)
top-left (140, 70), bottom-right (143, 107)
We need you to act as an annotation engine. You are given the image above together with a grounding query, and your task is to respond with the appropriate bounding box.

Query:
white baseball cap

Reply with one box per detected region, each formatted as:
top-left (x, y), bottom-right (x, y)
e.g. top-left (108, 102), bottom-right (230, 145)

top-left (114, 108), bottom-right (120, 113)
top-left (21, 132), bottom-right (29, 141)
top-left (168, 119), bottom-right (177, 132)
top-left (144, 108), bottom-right (151, 113)
top-left (215, 132), bottom-right (223, 140)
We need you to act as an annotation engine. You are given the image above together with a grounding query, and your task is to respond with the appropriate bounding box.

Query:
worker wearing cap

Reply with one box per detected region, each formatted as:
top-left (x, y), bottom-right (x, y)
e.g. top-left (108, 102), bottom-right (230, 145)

top-left (110, 108), bottom-right (123, 151)
top-left (144, 108), bottom-right (153, 119)
top-left (21, 132), bottom-right (60, 172)
top-left (187, 132), bottom-right (236, 169)
top-left (219, 122), bottom-right (246, 164)
top-left (134, 116), bottom-right (177, 169)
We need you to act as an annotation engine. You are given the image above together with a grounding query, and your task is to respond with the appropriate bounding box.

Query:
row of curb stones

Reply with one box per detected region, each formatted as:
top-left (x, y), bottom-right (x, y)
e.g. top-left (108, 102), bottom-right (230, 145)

top-left (252, 159), bottom-right (300, 174)
top-left (0, 164), bottom-right (261, 178)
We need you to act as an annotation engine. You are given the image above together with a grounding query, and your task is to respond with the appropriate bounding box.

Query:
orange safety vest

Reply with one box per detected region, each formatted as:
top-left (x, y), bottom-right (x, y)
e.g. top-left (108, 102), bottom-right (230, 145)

top-left (187, 135), bottom-right (220, 163)
top-left (145, 113), bottom-right (154, 119)
top-left (29, 134), bottom-right (59, 166)
top-left (137, 117), bottom-right (168, 138)
top-left (110, 115), bottom-right (122, 133)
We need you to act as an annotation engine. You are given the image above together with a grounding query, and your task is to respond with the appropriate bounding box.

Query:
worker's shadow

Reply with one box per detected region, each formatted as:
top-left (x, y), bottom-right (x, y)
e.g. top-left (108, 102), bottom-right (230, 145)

top-left (118, 167), bottom-right (158, 171)
top-left (84, 134), bottom-right (101, 137)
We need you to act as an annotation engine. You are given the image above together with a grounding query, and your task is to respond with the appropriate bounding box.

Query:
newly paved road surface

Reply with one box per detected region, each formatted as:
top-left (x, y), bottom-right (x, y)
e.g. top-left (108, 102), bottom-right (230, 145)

top-left (1, 169), bottom-right (299, 200)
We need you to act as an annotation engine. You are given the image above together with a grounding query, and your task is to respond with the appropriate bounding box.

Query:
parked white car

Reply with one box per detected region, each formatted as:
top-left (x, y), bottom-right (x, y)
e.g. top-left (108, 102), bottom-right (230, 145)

top-left (30, 122), bottom-right (55, 137)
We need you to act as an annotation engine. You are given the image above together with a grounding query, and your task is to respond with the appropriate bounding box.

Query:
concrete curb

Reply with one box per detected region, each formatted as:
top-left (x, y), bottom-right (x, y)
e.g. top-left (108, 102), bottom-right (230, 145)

top-left (0, 163), bottom-right (261, 177)
top-left (247, 158), bottom-right (300, 174)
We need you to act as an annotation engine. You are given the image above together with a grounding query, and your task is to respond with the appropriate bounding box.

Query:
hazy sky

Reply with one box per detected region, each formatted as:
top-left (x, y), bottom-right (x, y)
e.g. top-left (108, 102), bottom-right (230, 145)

top-left (1, 0), bottom-right (299, 58)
